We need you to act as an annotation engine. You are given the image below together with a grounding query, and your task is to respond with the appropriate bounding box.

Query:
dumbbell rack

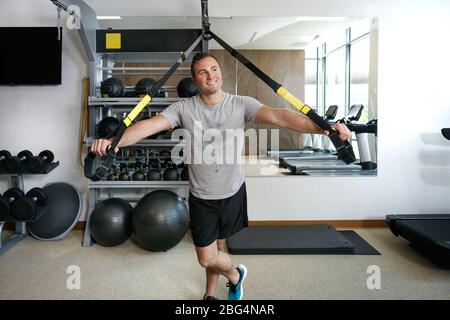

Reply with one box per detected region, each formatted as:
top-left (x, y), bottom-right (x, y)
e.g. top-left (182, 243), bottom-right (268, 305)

top-left (0, 164), bottom-right (59, 254)
top-left (84, 96), bottom-right (190, 247)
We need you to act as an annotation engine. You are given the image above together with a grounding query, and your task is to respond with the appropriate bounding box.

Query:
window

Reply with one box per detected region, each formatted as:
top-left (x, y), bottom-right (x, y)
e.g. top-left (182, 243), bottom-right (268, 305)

top-left (351, 17), bottom-right (370, 41)
top-left (325, 47), bottom-right (346, 120)
top-left (350, 36), bottom-right (370, 123)
top-left (305, 58), bottom-right (318, 109)
top-left (307, 18), bottom-right (372, 123)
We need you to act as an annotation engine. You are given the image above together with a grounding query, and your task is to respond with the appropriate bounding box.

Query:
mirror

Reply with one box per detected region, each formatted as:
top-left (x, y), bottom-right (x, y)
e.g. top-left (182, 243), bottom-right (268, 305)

top-left (97, 16), bottom-right (378, 176)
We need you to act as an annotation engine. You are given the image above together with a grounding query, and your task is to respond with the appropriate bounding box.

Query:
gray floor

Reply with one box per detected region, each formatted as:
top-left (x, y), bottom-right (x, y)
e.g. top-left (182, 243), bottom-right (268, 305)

top-left (0, 228), bottom-right (449, 300)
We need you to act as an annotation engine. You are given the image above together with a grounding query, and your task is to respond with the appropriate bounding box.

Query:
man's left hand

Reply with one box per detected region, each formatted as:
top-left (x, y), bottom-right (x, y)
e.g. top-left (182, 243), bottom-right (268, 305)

top-left (324, 123), bottom-right (351, 141)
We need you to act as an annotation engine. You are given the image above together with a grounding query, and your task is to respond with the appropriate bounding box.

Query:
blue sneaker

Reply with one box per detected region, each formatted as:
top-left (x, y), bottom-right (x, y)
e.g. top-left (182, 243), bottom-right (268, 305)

top-left (227, 264), bottom-right (247, 300)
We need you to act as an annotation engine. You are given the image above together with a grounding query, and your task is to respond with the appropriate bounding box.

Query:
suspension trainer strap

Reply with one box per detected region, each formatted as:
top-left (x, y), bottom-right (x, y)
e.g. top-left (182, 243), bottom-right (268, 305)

top-left (205, 31), bottom-right (356, 164)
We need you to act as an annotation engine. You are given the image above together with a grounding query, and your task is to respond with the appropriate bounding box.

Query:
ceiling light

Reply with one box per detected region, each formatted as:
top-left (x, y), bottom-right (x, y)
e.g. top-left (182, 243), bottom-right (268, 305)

top-left (289, 42), bottom-right (308, 47)
top-left (295, 17), bottom-right (347, 22)
top-left (97, 16), bottom-right (122, 20)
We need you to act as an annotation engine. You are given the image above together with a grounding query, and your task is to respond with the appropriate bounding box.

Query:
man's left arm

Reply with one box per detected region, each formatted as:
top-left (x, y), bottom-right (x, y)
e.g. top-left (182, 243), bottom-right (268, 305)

top-left (255, 106), bottom-right (351, 141)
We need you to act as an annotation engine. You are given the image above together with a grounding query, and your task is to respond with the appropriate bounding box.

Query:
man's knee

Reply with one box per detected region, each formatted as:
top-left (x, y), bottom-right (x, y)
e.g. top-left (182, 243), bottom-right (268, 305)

top-left (198, 255), bottom-right (216, 268)
top-left (196, 242), bottom-right (219, 268)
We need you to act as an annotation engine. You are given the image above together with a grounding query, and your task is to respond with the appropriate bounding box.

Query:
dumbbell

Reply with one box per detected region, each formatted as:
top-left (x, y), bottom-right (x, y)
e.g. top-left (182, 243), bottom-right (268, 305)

top-left (159, 150), bottom-right (172, 158)
top-left (107, 164), bottom-right (118, 181)
top-left (132, 161), bottom-right (146, 181)
top-left (147, 159), bottom-right (162, 181)
top-left (0, 188), bottom-right (25, 220)
top-left (12, 187), bottom-right (47, 221)
top-left (163, 162), bottom-right (179, 181)
top-left (5, 150), bottom-right (33, 173)
top-left (0, 150), bottom-right (12, 171)
top-left (27, 150), bottom-right (55, 173)
top-left (118, 163), bottom-right (131, 181)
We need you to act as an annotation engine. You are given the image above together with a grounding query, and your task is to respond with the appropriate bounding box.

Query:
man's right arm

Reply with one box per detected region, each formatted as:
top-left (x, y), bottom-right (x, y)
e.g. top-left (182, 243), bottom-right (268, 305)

top-left (91, 114), bottom-right (171, 156)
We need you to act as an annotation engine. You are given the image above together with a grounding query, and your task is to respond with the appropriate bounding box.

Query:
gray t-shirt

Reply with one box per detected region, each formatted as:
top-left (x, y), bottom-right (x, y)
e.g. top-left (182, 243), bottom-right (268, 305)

top-left (160, 92), bottom-right (263, 199)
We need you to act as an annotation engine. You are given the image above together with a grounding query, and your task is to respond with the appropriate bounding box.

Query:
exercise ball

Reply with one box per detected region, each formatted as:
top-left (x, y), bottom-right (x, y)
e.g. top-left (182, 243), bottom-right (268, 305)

top-left (133, 190), bottom-right (188, 251)
top-left (177, 77), bottom-right (199, 98)
top-left (101, 77), bottom-right (124, 97)
top-left (89, 198), bottom-right (134, 247)
top-left (96, 117), bottom-right (120, 139)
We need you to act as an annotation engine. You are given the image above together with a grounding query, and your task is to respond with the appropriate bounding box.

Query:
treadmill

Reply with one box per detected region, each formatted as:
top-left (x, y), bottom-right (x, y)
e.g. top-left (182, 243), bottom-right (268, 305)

top-left (278, 104), bottom-right (378, 175)
top-left (268, 105), bottom-right (340, 161)
top-left (386, 128), bottom-right (450, 269)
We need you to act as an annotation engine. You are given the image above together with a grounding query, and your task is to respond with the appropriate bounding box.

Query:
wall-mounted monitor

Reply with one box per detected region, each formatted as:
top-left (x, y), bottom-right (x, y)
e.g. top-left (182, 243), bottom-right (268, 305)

top-left (0, 27), bottom-right (62, 85)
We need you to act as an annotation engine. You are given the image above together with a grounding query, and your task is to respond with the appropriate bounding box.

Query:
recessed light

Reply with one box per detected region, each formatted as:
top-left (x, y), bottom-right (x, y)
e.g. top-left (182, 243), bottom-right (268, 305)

top-left (97, 16), bottom-right (122, 20)
top-left (295, 17), bottom-right (347, 22)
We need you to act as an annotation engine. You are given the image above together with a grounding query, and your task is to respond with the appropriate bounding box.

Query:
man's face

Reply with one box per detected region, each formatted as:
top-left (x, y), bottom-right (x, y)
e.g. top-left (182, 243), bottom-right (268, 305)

top-left (192, 57), bottom-right (223, 95)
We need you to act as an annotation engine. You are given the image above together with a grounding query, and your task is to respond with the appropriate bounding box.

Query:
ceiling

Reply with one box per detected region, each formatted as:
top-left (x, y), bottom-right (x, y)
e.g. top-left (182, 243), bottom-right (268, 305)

top-left (83, 0), bottom-right (363, 49)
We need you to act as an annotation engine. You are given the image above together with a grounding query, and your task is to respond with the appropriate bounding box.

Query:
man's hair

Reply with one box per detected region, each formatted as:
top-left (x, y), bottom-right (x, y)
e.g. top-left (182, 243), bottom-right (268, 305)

top-left (190, 52), bottom-right (220, 78)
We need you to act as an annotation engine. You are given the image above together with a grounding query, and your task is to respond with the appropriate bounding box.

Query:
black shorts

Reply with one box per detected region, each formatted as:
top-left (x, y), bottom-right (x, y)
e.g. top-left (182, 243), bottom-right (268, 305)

top-left (188, 183), bottom-right (248, 247)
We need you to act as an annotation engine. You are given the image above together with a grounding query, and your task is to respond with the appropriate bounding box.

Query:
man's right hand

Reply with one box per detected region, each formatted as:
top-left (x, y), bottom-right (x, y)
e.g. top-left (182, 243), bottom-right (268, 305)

top-left (91, 138), bottom-right (119, 157)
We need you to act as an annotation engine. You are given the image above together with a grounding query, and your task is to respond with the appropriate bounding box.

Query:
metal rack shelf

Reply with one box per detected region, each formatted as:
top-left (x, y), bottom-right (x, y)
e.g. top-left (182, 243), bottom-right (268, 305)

top-left (84, 137), bottom-right (185, 147)
top-left (98, 52), bottom-right (195, 63)
top-left (88, 96), bottom-right (180, 106)
top-left (0, 162), bottom-right (59, 175)
top-left (88, 180), bottom-right (189, 188)
top-left (83, 179), bottom-right (190, 248)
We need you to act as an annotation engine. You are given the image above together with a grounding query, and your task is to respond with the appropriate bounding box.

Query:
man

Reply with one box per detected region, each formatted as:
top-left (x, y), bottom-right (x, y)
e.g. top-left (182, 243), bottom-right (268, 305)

top-left (91, 52), bottom-right (351, 300)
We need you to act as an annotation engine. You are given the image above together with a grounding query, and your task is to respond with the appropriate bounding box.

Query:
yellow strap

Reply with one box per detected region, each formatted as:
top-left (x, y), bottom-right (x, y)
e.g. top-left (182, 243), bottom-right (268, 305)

top-left (276, 87), bottom-right (311, 115)
top-left (123, 95), bottom-right (151, 126)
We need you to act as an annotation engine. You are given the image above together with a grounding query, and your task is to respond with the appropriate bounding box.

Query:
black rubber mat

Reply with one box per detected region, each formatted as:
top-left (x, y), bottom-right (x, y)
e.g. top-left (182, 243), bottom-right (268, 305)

top-left (227, 226), bottom-right (380, 255)
top-left (339, 230), bottom-right (381, 255)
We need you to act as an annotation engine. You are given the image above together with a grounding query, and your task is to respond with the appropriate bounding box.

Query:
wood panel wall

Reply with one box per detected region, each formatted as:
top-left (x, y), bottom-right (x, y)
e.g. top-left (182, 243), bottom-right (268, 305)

top-left (113, 49), bottom-right (305, 154)
top-left (212, 49), bottom-right (306, 154)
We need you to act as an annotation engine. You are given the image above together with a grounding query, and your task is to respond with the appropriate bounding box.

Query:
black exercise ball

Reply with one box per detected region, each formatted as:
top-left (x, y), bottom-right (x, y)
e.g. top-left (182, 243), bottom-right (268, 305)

top-left (96, 117), bottom-right (120, 139)
top-left (101, 77), bottom-right (124, 97)
top-left (89, 198), bottom-right (134, 247)
top-left (177, 77), bottom-right (199, 98)
top-left (133, 190), bottom-right (188, 251)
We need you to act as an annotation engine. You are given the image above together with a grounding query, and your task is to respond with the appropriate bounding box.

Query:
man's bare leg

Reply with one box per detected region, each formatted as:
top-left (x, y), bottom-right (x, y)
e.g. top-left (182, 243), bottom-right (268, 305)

top-left (196, 239), bottom-right (239, 299)
top-left (204, 239), bottom-right (226, 298)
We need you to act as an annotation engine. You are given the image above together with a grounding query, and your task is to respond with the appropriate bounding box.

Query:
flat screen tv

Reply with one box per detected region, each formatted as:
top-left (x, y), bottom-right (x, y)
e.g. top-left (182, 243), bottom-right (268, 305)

top-left (0, 27), bottom-right (62, 85)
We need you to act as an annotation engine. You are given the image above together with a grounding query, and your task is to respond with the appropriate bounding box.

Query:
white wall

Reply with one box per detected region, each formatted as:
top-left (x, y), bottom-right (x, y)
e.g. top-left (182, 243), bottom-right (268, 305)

top-left (0, 0), bottom-right (89, 217)
top-left (1, 0), bottom-right (449, 221)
